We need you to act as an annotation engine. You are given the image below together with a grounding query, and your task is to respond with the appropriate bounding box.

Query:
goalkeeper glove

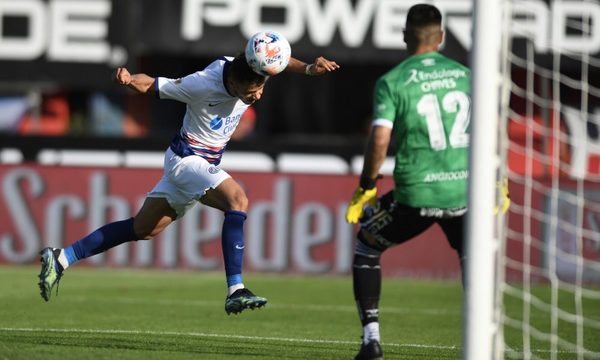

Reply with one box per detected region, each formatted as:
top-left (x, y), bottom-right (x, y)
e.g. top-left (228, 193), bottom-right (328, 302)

top-left (494, 178), bottom-right (511, 214)
top-left (345, 186), bottom-right (378, 224)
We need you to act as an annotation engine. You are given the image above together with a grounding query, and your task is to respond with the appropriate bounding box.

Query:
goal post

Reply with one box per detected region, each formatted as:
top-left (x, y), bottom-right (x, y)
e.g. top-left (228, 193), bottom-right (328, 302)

top-left (463, 0), bottom-right (504, 359)
top-left (466, 1), bottom-right (600, 359)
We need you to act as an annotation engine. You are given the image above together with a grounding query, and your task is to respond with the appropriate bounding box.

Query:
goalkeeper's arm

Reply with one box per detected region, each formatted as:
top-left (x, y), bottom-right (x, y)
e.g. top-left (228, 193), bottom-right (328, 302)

top-left (345, 125), bottom-right (392, 224)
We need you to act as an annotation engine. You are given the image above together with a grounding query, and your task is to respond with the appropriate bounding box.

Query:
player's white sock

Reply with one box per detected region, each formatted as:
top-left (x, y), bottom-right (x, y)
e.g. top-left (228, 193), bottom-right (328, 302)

top-left (363, 322), bottom-right (380, 344)
top-left (57, 249), bottom-right (70, 270)
top-left (227, 283), bottom-right (244, 296)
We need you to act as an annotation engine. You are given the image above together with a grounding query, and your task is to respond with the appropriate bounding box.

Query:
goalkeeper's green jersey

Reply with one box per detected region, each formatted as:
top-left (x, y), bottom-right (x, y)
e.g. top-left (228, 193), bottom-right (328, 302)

top-left (373, 52), bottom-right (471, 208)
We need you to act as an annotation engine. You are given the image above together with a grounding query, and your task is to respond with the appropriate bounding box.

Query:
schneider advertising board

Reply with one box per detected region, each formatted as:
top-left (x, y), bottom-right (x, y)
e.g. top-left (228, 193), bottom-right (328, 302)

top-left (2, 164), bottom-right (599, 280)
top-left (0, 0), bottom-right (598, 85)
top-left (0, 165), bottom-right (462, 277)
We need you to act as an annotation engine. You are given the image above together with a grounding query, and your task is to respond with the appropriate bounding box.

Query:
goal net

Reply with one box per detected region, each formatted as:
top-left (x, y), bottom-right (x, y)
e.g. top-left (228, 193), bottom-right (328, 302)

top-left (492, 0), bottom-right (600, 359)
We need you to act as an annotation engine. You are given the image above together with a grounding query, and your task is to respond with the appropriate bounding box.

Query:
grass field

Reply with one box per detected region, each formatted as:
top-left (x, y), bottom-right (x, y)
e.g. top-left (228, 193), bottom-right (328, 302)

top-left (0, 266), bottom-right (598, 359)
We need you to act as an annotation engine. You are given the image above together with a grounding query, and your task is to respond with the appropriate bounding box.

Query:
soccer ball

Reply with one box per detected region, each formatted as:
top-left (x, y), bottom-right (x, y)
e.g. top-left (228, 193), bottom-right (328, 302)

top-left (245, 31), bottom-right (291, 76)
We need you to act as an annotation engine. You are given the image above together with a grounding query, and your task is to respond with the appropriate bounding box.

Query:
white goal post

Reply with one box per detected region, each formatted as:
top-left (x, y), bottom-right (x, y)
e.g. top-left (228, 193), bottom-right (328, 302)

top-left (464, 0), bottom-right (504, 358)
top-left (466, 0), bottom-right (600, 359)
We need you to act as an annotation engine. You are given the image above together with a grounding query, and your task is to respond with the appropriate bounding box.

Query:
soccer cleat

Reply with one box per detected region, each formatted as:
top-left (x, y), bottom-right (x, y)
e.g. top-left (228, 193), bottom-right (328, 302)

top-left (354, 339), bottom-right (383, 360)
top-left (224, 288), bottom-right (267, 315)
top-left (38, 247), bottom-right (64, 302)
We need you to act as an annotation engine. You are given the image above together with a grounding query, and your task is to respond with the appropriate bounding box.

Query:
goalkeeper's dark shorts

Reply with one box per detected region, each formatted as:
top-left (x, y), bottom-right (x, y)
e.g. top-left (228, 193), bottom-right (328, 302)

top-left (357, 191), bottom-right (466, 254)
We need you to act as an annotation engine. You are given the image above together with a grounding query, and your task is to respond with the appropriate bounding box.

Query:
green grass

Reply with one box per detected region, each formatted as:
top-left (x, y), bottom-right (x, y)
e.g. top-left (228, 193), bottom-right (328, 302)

top-left (1, 266), bottom-right (462, 359)
top-left (0, 266), bottom-right (598, 359)
top-left (502, 284), bottom-right (600, 358)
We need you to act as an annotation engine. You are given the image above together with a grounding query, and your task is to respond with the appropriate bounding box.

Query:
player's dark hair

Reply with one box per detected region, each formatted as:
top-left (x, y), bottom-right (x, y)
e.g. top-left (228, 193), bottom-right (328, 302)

top-left (405, 4), bottom-right (442, 30)
top-left (229, 53), bottom-right (266, 86)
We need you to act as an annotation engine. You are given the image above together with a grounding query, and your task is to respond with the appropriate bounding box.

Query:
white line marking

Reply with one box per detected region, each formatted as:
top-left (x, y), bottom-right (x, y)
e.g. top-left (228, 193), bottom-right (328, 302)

top-left (0, 327), bottom-right (585, 356)
top-left (0, 327), bottom-right (458, 350)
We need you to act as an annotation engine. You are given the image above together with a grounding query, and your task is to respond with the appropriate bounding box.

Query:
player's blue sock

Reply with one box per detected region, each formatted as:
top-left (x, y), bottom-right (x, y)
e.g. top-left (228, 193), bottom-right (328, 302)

top-left (222, 210), bottom-right (247, 289)
top-left (63, 218), bottom-right (138, 266)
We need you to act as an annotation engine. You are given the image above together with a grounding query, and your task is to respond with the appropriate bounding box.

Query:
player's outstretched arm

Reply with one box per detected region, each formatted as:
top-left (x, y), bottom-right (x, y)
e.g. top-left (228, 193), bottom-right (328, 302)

top-left (113, 67), bottom-right (156, 94)
top-left (286, 56), bottom-right (340, 76)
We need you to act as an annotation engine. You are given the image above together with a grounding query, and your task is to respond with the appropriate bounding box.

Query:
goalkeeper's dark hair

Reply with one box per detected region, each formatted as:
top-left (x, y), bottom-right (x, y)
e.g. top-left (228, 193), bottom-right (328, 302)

top-left (405, 4), bottom-right (442, 31)
top-left (229, 53), bottom-right (267, 86)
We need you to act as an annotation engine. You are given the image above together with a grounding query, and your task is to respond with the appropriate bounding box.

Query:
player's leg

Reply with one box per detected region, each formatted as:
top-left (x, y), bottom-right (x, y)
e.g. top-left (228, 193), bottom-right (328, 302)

top-left (62, 197), bottom-right (175, 267)
top-left (437, 214), bottom-right (466, 286)
top-left (200, 178), bottom-right (267, 314)
top-left (201, 178), bottom-right (248, 293)
top-left (353, 234), bottom-right (385, 360)
top-left (38, 197), bottom-right (177, 301)
top-left (352, 192), bottom-right (435, 359)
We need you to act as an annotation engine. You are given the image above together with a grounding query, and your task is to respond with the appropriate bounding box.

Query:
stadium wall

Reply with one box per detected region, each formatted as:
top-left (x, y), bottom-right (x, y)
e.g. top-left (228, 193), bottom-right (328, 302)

top-left (0, 162), bottom-right (462, 278)
top-left (1, 137), bottom-right (599, 281)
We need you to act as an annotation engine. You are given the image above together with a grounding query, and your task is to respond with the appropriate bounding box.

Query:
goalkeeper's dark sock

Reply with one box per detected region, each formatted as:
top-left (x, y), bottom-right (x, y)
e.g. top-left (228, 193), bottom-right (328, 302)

top-left (353, 254), bottom-right (382, 327)
top-left (63, 218), bottom-right (138, 266)
top-left (222, 210), bottom-right (247, 295)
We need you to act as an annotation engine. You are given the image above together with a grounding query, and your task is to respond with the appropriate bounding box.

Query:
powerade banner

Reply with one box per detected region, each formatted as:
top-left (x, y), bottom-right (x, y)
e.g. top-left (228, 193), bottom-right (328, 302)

top-left (0, 0), bottom-right (133, 86)
top-left (143, 0), bottom-right (600, 61)
top-left (1, 0), bottom-right (599, 85)
top-left (0, 164), bottom-right (462, 278)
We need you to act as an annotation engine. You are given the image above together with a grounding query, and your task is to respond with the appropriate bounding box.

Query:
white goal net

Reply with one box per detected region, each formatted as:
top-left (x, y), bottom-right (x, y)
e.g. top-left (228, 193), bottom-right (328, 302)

top-left (495, 0), bottom-right (600, 359)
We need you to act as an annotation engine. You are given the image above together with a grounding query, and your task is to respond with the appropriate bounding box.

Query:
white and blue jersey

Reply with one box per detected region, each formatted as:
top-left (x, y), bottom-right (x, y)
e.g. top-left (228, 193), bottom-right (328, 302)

top-left (155, 57), bottom-right (249, 165)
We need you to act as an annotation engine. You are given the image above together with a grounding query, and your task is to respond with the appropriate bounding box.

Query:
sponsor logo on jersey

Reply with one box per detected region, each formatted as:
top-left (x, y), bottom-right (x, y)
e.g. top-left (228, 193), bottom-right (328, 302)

top-left (404, 68), bottom-right (468, 86)
top-left (210, 117), bottom-right (223, 130)
top-left (423, 170), bottom-right (469, 183)
top-left (405, 68), bottom-right (468, 92)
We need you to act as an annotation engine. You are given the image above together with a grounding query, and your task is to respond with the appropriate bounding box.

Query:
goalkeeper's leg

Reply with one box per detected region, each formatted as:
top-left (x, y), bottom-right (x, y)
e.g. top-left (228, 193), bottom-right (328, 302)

top-left (353, 239), bottom-right (384, 360)
top-left (438, 215), bottom-right (466, 286)
top-left (352, 192), bottom-right (437, 359)
top-left (352, 243), bottom-right (381, 356)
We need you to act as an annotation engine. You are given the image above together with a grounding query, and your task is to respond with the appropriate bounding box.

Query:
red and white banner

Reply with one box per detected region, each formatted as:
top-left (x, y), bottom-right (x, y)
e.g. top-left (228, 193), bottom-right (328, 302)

top-left (0, 164), bottom-right (462, 278)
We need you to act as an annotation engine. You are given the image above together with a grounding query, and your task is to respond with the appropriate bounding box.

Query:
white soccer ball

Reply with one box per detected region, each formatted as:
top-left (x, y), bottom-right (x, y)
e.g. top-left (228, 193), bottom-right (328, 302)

top-left (245, 31), bottom-right (291, 76)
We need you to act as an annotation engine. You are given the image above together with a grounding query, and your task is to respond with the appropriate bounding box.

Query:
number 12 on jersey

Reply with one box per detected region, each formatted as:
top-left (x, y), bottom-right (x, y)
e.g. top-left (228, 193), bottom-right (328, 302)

top-left (416, 90), bottom-right (471, 151)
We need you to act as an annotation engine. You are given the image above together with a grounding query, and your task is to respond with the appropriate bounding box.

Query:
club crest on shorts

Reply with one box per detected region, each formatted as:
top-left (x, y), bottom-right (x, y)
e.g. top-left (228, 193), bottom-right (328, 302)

top-left (208, 166), bottom-right (221, 174)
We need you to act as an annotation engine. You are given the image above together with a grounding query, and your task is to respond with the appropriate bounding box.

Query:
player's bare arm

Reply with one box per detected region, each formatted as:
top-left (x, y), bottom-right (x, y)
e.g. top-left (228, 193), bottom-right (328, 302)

top-left (286, 56), bottom-right (340, 76)
top-left (113, 67), bottom-right (156, 94)
top-left (361, 125), bottom-right (392, 182)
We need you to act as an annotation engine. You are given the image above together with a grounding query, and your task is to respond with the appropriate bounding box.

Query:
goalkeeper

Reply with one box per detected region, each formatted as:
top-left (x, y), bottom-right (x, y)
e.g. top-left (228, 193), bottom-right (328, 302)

top-left (346, 4), bottom-right (474, 359)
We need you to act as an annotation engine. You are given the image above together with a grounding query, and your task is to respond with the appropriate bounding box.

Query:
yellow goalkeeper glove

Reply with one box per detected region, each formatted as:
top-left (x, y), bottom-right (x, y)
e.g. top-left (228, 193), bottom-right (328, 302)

top-left (345, 186), bottom-right (378, 224)
top-left (494, 178), bottom-right (511, 214)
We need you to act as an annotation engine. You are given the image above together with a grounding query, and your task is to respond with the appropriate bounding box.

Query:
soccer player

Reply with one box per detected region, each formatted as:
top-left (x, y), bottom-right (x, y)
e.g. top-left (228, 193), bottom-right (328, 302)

top-left (37, 48), bottom-right (339, 315)
top-left (345, 4), bottom-right (470, 359)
